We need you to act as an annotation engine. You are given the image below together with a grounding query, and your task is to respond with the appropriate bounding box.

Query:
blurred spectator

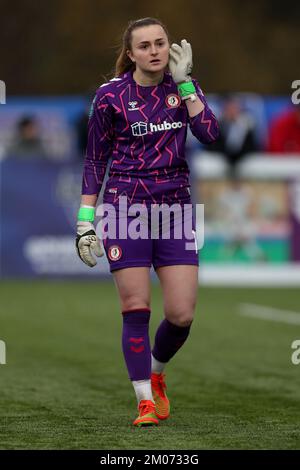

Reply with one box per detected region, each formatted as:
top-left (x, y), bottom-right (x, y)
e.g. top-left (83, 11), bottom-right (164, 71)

top-left (5, 115), bottom-right (46, 157)
top-left (75, 109), bottom-right (89, 158)
top-left (216, 180), bottom-right (266, 261)
top-left (75, 93), bottom-right (94, 159)
top-left (267, 105), bottom-right (300, 154)
top-left (206, 95), bottom-right (257, 174)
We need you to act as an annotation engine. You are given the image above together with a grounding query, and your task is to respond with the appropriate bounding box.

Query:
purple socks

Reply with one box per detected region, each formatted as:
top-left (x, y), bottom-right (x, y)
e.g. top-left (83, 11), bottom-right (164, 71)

top-left (122, 309), bottom-right (151, 381)
top-left (152, 318), bottom-right (192, 363)
top-left (122, 310), bottom-right (192, 381)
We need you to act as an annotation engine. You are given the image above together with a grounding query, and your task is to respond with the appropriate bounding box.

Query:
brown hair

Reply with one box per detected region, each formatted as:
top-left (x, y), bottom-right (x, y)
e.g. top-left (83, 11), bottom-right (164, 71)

top-left (114, 17), bottom-right (171, 77)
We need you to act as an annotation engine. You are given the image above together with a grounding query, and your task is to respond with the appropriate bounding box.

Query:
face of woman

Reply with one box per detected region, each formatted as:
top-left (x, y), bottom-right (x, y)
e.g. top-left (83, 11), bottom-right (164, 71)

top-left (127, 25), bottom-right (170, 74)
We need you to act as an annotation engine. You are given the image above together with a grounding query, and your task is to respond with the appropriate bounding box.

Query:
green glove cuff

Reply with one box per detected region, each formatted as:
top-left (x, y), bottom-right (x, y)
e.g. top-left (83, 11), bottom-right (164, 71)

top-left (178, 81), bottom-right (196, 98)
top-left (77, 206), bottom-right (95, 222)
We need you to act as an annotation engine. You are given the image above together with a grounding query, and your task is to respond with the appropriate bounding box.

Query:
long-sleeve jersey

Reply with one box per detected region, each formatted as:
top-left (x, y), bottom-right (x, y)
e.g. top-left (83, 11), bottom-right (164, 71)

top-left (82, 69), bottom-right (219, 205)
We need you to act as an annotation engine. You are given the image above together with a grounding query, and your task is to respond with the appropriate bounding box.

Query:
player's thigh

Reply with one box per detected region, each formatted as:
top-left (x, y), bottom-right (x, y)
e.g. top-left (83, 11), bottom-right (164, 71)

top-left (156, 265), bottom-right (199, 325)
top-left (101, 202), bottom-right (152, 273)
top-left (112, 267), bottom-right (151, 312)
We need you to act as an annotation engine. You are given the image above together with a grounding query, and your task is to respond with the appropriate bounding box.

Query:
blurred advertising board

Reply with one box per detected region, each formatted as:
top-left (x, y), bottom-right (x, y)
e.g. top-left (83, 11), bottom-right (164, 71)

top-left (192, 152), bottom-right (300, 285)
top-left (0, 158), bottom-right (110, 278)
top-left (1, 155), bottom-right (300, 284)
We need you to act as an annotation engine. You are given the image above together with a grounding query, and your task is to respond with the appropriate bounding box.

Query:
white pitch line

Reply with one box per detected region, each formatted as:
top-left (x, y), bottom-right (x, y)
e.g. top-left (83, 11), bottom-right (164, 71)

top-left (239, 303), bottom-right (300, 326)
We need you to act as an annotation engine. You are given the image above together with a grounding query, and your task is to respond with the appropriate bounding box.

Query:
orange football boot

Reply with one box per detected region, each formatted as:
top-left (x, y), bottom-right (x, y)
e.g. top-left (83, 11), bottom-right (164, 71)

top-left (151, 372), bottom-right (170, 420)
top-left (133, 399), bottom-right (159, 427)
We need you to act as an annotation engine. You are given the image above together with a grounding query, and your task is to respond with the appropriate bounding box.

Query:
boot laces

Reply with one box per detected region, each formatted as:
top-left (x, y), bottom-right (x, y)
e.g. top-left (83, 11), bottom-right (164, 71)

top-left (139, 400), bottom-right (155, 415)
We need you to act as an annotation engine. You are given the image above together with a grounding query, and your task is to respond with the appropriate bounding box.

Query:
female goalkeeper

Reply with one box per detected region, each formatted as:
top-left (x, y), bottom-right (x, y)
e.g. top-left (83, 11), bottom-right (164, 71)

top-left (76, 17), bottom-right (219, 427)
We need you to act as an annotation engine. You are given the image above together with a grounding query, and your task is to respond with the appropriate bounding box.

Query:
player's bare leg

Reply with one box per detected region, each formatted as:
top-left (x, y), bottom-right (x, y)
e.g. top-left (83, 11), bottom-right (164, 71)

top-left (156, 265), bottom-right (198, 327)
top-left (151, 265), bottom-right (199, 419)
top-left (113, 267), bottom-right (158, 426)
top-left (113, 266), bottom-right (151, 312)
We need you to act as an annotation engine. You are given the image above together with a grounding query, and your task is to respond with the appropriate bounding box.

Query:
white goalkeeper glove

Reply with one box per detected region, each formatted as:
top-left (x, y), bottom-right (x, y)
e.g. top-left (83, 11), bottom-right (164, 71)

top-left (168, 39), bottom-right (197, 102)
top-left (76, 206), bottom-right (103, 267)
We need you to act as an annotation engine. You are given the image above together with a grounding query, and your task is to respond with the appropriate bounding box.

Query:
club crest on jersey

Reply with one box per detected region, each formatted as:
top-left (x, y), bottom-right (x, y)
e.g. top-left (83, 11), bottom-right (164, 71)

top-left (128, 101), bottom-right (139, 111)
top-left (108, 245), bottom-right (122, 261)
top-left (165, 94), bottom-right (181, 108)
top-left (108, 187), bottom-right (118, 194)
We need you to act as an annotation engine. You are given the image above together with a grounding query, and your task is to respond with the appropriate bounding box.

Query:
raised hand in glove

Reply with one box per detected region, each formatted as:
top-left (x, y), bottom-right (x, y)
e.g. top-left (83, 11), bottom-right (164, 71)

top-left (168, 39), bottom-right (196, 101)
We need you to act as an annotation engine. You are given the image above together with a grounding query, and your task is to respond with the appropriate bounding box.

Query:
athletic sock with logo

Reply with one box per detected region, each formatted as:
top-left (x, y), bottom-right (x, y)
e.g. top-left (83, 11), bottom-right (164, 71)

top-left (122, 309), bottom-right (154, 403)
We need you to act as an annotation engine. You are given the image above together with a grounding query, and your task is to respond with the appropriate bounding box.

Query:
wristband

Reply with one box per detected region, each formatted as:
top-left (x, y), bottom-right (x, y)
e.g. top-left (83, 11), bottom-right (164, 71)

top-left (178, 81), bottom-right (196, 98)
top-left (77, 205), bottom-right (95, 222)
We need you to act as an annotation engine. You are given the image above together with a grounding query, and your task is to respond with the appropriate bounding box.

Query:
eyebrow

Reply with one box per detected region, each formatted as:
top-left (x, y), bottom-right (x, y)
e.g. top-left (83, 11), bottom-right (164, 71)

top-left (138, 38), bottom-right (165, 45)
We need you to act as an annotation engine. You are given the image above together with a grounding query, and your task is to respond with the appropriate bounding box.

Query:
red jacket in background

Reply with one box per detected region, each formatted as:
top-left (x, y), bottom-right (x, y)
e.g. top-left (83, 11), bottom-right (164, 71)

top-left (267, 109), bottom-right (300, 154)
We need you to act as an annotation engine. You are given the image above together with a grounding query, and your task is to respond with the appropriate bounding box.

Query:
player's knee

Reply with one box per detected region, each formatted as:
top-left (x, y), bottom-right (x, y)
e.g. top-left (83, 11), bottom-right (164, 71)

top-left (121, 295), bottom-right (150, 312)
top-left (174, 316), bottom-right (194, 327)
top-left (166, 308), bottom-right (195, 327)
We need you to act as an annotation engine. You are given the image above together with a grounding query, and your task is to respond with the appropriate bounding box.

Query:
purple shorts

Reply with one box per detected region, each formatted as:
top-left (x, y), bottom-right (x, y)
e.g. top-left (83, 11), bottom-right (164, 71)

top-left (101, 203), bottom-right (199, 272)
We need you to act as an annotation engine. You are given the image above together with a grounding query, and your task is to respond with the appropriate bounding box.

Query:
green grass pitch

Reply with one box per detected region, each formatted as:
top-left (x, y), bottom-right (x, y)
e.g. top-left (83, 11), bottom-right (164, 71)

top-left (0, 280), bottom-right (300, 449)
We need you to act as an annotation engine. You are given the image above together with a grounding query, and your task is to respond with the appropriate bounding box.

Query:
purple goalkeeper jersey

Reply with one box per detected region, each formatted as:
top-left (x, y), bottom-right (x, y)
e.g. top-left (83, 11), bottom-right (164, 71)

top-left (82, 69), bottom-right (219, 205)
